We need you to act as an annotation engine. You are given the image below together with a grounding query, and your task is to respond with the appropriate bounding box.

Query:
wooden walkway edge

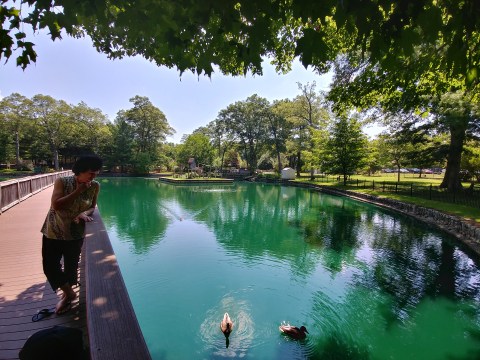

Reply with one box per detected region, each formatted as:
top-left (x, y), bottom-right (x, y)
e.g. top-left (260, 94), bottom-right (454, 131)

top-left (85, 208), bottom-right (151, 360)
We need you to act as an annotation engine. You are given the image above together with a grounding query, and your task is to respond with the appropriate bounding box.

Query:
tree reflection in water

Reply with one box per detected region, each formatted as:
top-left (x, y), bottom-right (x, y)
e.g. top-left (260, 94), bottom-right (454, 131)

top-left (97, 179), bottom-right (480, 359)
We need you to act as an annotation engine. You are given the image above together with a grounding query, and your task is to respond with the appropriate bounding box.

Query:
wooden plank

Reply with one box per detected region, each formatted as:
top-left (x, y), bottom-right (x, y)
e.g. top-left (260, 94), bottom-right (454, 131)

top-left (85, 209), bottom-right (151, 360)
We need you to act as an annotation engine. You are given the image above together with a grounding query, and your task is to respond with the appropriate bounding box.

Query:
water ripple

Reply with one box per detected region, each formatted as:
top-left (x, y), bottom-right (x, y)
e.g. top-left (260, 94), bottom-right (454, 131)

top-left (276, 322), bottom-right (315, 359)
top-left (199, 296), bottom-right (256, 358)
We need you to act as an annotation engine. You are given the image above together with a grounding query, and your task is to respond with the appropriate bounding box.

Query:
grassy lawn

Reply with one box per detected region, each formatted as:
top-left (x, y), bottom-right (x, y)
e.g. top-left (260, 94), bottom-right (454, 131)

top-left (302, 173), bottom-right (444, 184)
top-left (295, 174), bottom-right (480, 224)
top-left (351, 188), bottom-right (480, 223)
top-left (356, 174), bottom-right (443, 184)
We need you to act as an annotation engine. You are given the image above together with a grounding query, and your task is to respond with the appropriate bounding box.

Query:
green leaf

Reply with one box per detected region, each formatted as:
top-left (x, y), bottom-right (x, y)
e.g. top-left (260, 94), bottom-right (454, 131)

top-left (16, 53), bottom-right (30, 69)
top-left (466, 66), bottom-right (478, 87)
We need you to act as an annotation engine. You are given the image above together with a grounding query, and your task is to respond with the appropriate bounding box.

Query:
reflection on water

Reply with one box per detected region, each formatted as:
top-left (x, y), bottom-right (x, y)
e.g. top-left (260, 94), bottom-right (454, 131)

top-left (98, 178), bottom-right (480, 360)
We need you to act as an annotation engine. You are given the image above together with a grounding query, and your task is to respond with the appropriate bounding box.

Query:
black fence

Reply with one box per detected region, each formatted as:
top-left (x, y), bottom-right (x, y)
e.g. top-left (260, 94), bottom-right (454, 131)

top-left (340, 179), bottom-right (480, 208)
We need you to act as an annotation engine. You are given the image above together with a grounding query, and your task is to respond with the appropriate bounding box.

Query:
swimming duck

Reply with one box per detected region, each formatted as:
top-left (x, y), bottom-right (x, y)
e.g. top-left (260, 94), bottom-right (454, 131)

top-left (279, 325), bottom-right (309, 340)
top-left (220, 312), bottom-right (234, 337)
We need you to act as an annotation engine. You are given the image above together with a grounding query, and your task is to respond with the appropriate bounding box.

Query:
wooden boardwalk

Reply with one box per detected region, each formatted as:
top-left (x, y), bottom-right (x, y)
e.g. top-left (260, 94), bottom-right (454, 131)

top-left (0, 186), bottom-right (87, 359)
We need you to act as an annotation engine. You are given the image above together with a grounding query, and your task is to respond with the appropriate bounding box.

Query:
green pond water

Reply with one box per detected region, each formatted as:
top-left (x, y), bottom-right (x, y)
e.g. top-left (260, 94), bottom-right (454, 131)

top-left (97, 178), bottom-right (480, 360)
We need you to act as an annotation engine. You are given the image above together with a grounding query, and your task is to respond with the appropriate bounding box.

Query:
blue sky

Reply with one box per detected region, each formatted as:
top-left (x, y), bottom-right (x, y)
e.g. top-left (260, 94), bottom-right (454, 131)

top-left (0, 31), bottom-right (380, 143)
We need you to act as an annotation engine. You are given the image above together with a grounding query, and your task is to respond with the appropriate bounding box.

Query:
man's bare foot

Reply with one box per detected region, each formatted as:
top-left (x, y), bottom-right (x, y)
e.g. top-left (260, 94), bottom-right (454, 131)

top-left (55, 295), bottom-right (72, 314)
top-left (55, 284), bottom-right (77, 314)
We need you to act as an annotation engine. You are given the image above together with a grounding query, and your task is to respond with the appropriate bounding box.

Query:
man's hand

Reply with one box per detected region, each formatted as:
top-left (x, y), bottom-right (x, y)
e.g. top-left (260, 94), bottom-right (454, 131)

top-left (73, 212), bottom-right (93, 224)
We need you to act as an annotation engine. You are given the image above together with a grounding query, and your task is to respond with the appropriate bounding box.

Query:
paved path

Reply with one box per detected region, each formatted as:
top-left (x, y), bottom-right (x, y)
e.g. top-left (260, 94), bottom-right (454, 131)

top-left (0, 186), bottom-right (87, 360)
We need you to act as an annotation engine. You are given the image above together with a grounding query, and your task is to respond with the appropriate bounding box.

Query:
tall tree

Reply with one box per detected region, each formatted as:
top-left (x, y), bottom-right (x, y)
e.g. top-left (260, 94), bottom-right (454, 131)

top-left (125, 96), bottom-right (174, 154)
top-left (119, 96), bottom-right (174, 173)
top-left (0, 112), bottom-right (15, 166)
top-left (177, 133), bottom-right (215, 168)
top-left (265, 100), bottom-right (292, 173)
top-left (70, 101), bottom-right (112, 156)
top-left (308, 127), bottom-right (330, 175)
top-left (363, 139), bottom-right (384, 176)
top-left (0, 93), bottom-right (32, 169)
top-left (432, 91), bottom-right (480, 190)
top-left (219, 95), bottom-right (269, 172)
top-left (290, 82), bottom-right (330, 178)
top-left (31, 94), bottom-right (75, 170)
top-left (324, 115), bottom-right (368, 185)
top-left (107, 111), bottom-right (135, 173)
top-left (204, 117), bottom-right (238, 173)
top-left (157, 142), bottom-right (178, 172)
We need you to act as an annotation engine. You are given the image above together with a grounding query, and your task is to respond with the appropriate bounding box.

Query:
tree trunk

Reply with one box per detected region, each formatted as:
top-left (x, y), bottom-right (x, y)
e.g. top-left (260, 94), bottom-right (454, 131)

top-left (220, 148), bottom-right (226, 173)
top-left (296, 150), bottom-right (302, 176)
top-left (276, 150), bottom-right (282, 173)
top-left (53, 148), bottom-right (60, 170)
top-left (15, 131), bottom-right (21, 169)
top-left (309, 138), bottom-right (315, 181)
top-left (439, 121), bottom-right (466, 191)
top-left (248, 143), bottom-right (257, 172)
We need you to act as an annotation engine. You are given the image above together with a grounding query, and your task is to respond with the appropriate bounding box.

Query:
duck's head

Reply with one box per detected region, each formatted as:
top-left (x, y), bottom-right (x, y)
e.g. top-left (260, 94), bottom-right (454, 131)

top-left (223, 313), bottom-right (231, 322)
top-left (299, 326), bottom-right (309, 334)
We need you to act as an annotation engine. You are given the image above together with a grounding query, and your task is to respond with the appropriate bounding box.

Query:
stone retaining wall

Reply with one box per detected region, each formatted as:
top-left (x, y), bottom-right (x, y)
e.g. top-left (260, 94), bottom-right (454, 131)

top-left (288, 181), bottom-right (480, 255)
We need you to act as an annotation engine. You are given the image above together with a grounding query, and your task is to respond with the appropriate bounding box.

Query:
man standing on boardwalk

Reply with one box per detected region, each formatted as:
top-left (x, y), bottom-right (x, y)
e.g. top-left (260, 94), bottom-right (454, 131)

top-left (41, 155), bottom-right (102, 314)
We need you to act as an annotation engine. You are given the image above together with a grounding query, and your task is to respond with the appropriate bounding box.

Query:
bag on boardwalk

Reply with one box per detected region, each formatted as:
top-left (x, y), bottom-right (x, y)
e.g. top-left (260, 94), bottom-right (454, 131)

top-left (19, 325), bottom-right (87, 360)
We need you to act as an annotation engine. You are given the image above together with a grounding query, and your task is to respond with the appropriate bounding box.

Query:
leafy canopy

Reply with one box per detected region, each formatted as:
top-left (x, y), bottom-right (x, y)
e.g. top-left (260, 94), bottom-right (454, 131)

top-left (2, 0), bottom-right (479, 86)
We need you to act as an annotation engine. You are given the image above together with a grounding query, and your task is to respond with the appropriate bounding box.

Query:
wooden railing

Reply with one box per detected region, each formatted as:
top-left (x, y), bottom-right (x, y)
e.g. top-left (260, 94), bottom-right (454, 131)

top-left (0, 171), bottom-right (72, 214)
top-left (85, 209), bottom-right (152, 360)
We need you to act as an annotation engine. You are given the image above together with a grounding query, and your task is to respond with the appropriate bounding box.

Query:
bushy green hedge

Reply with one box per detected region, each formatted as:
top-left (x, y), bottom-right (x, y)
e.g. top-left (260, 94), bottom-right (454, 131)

top-left (0, 169), bottom-right (34, 175)
top-left (257, 173), bottom-right (280, 180)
